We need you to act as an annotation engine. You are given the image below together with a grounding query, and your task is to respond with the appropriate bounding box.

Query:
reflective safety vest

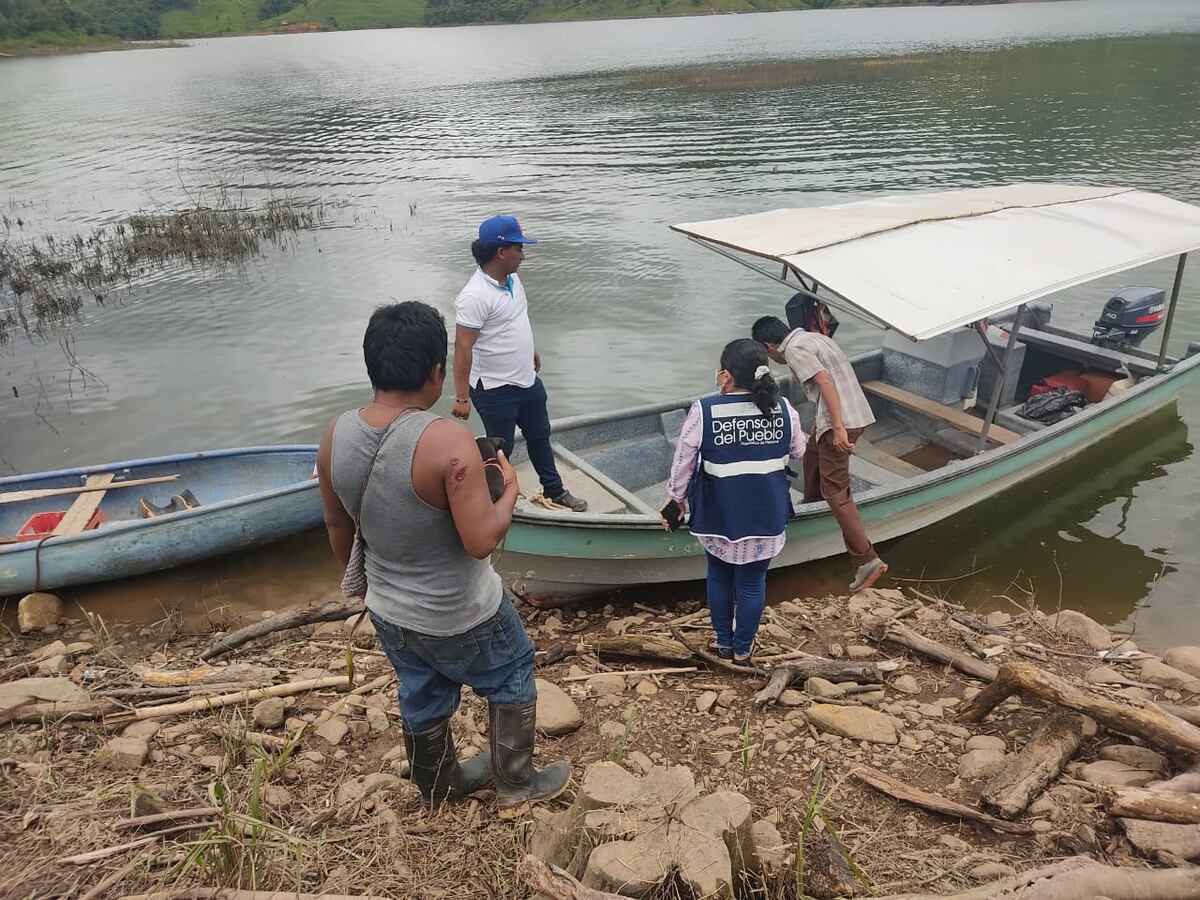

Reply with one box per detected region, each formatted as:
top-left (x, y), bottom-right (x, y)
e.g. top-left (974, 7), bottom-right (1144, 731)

top-left (688, 394), bottom-right (794, 543)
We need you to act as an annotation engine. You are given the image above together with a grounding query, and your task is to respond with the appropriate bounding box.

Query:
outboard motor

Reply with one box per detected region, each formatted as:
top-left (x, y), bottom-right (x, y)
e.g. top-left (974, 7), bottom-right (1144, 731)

top-left (1091, 286), bottom-right (1166, 350)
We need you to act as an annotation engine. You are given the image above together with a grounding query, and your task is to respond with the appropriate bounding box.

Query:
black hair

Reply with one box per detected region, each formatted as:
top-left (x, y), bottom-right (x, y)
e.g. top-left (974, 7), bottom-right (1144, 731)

top-left (471, 240), bottom-right (500, 266)
top-left (720, 337), bottom-right (779, 416)
top-left (471, 240), bottom-right (522, 267)
top-left (363, 301), bottom-right (447, 392)
top-left (751, 315), bottom-right (791, 346)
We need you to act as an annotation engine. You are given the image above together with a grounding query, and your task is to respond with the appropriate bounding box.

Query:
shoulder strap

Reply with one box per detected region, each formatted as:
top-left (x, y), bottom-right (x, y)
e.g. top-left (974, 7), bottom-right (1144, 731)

top-left (350, 413), bottom-right (408, 524)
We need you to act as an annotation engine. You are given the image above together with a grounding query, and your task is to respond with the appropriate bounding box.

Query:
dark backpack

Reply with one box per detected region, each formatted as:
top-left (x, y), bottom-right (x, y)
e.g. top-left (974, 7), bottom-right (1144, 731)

top-left (785, 290), bottom-right (839, 337)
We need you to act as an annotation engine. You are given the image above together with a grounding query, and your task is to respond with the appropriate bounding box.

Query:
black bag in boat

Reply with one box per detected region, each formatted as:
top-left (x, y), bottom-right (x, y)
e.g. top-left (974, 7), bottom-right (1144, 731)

top-left (1019, 387), bottom-right (1087, 424)
top-left (785, 290), bottom-right (839, 338)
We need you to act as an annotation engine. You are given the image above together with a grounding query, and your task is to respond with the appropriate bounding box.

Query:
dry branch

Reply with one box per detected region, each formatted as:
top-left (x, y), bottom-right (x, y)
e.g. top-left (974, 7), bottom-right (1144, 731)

top-left (960, 662), bottom-right (1200, 758)
top-left (114, 806), bottom-right (222, 831)
top-left (851, 765), bottom-right (1033, 834)
top-left (982, 712), bottom-right (1086, 818)
top-left (60, 822), bottom-right (216, 864)
top-left (119, 891), bottom-right (387, 900)
top-left (1157, 703), bottom-right (1200, 727)
top-left (519, 854), bottom-right (628, 900)
top-left (755, 659), bottom-right (884, 705)
top-left (871, 621), bottom-right (999, 682)
top-left (106, 675), bottom-right (353, 724)
top-left (201, 597), bottom-right (362, 661)
top-left (1100, 785), bottom-right (1200, 824)
top-left (669, 626), bottom-right (764, 675)
top-left (871, 855), bottom-right (1200, 899)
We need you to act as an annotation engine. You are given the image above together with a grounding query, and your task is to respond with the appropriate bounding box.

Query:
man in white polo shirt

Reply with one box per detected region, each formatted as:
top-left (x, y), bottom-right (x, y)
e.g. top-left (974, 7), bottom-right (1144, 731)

top-left (451, 215), bottom-right (587, 513)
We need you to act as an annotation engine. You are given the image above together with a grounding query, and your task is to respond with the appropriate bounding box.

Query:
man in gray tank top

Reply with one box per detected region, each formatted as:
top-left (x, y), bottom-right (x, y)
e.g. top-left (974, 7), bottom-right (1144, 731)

top-left (316, 301), bottom-right (569, 817)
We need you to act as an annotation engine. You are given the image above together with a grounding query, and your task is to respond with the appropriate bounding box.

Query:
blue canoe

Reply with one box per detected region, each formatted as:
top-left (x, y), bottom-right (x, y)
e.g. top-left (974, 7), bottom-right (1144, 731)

top-left (0, 446), bottom-right (321, 597)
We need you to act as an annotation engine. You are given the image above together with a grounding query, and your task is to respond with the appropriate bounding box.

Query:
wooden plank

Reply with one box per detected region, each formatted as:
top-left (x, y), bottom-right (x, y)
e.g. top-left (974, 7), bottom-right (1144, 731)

top-left (0, 474), bottom-right (178, 506)
top-left (854, 437), bottom-right (925, 478)
top-left (551, 443), bottom-right (659, 516)
top-left (52, 473), bottom-right (115, 536)
top-left (862, 381), bottom-right (1020, 446)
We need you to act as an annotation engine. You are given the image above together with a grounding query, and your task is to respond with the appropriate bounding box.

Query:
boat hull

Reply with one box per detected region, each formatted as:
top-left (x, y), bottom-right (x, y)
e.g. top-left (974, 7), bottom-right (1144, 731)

top-left (0, 446), bottom-right (320, 597)
top-left (498, 355), bottom-right (1200, 598)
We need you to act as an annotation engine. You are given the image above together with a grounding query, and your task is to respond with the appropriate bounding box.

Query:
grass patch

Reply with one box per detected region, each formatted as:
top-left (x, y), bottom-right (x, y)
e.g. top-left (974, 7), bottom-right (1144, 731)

top-left (0, 191), bottom-right (328, 346)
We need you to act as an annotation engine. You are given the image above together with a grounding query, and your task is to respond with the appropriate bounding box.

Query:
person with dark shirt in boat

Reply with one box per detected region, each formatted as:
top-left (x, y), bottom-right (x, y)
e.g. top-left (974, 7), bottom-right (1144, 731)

top-left (316, 301), bottom-right (570, 817)
top-left (751, 315), bottom-right (888, 593)
top-left (450, 215), bottom-right (588, 513)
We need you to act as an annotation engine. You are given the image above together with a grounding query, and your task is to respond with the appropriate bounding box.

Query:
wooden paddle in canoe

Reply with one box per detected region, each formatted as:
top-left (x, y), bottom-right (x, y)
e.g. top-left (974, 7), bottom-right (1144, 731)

top-left (0, 475), bottom-right (179, 505)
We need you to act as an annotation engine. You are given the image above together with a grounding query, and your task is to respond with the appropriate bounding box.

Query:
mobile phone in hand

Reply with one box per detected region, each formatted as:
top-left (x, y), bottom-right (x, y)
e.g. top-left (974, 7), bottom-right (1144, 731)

top-left (660, 499), bottom-right (684, 531)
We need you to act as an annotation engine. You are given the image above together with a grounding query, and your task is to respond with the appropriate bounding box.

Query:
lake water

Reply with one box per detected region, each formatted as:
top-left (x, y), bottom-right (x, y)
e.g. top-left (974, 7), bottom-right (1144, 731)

top-left (2, 0), bottom-right (1200, 647)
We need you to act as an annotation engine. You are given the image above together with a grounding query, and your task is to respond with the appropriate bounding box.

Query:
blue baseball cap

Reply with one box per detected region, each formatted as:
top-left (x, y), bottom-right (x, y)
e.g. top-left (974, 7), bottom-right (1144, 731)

top-left (478, 215), bottom-right (537, 245)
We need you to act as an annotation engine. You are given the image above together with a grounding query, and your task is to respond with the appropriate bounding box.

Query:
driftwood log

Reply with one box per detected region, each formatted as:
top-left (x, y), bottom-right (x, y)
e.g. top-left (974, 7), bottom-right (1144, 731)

top-left (851, 765), bottom-right (1033, 835)
top-left (1101, 785), bottom-right (1200, 824)
top-left (134, 664), bottom-right (279, 686)
top-left (591, 634), bottom-right (692, 662)
top-left (669, 626), bottom-right (763, 675)
top-left (755, 660), bottom-right (884, 705)
top-left (1157, 702), bottom-right (1200, 727)
top-left (519, 855), bottom-right (633, 900)
top-left (870, 621), bottom-right (999, 682)
top-left (981, 712), bottom-right (1086, 818)
top-left (871, 856), bottom-right (1200, 899)
top-left (960, 661), bottom-right (1200, 758)
top-left (201, 597), bottom-right (362, 661)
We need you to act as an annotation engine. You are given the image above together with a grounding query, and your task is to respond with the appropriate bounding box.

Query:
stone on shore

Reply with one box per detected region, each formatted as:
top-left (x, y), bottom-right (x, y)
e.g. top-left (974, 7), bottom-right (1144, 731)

top-left (253, 697), bottom-right (287, 730)
top-left (803, 677), bottom-right (845, 699)
top-left (587, 674), bottom-right (626, 697)
top-left (1141, 659), bottom-right (1200, 693)
top-left (103, 736), bottom-right (149, 770)
top-left (1121, 818), bottom-right (1200, 860)
top-left (1049, 609), bottom-right (1112, 651)
top-left (0, 677), bottom-right (86, 711)
top-left (1163, 647), bottom-right (1200, 679)
top-left (965, 735), bottom-right (1006, 753)
top-left (806, 704), bottom-right (897, 745)
top-left (696, 691), bottom-right (718, 714)
top-left (1099, 744), bottom-right (1167, 774)
top-left (17, 593), bottom-right (62, 633)
top-left (958, 748), bottom-right (1007, 780)
top-left (1085, 665), bottom-right (1127, 685)
top-left (890, 674), bottom-right (920, 695)
top-left (1079, 759), bottom-right (1156, 788)
top-left (122, 721), bottom-right (161, 741)
top-left (315, 716), bottom-right (350, 746)
top-left (777, 689), bottom-right (805, 707)
top-left (537, 681), bottom-right (583, 734)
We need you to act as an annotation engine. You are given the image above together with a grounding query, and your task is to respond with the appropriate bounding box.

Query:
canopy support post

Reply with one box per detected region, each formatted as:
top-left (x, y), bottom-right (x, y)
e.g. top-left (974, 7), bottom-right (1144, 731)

top-left (685, 237), bottom-right (890, 332)
top-left (976, 304), bottom-right (1025, 454)
top-left (1157, 253), bottom-right (1188, 372)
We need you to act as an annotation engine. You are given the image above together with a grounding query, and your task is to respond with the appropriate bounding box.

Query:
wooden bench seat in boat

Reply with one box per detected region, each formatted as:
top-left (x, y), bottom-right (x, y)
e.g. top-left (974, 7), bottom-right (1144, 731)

top-left (51, 473), bottom-right (114, 536)
top-left (861, 381), bottom-right (1020, 446)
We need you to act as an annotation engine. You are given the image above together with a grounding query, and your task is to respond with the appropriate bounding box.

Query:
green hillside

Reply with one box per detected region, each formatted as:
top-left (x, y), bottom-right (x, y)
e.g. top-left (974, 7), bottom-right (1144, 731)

top-left (1, 0), bottom-right (1038, 50)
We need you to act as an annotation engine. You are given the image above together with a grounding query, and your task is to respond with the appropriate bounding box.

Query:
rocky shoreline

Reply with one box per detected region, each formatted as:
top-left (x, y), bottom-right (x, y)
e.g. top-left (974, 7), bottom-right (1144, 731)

top-left (4, 586), bottom-right (1200, 897)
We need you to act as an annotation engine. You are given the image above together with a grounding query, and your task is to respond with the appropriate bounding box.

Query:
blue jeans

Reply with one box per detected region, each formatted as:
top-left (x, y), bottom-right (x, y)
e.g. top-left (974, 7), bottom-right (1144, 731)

top-left (370, 596), bottom-right (536, 733)
top-left (470, 377), bottom-right (564, 497)
top-left (706, 554), bottom-right (770, 657)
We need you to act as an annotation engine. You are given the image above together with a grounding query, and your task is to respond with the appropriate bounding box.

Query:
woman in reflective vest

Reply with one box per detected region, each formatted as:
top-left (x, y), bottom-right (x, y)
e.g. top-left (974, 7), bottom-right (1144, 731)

top-left (663, 339), bottom-right (806, 664)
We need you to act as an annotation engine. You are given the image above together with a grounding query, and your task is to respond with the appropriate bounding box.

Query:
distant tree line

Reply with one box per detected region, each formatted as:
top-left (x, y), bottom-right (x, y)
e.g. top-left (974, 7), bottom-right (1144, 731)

top-left (0, 0), bottom-right (194, 41)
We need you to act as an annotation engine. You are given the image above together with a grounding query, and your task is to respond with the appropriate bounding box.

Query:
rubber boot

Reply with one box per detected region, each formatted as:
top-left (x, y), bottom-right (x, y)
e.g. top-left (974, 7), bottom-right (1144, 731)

top-left (489, 701), bottom-right (571, 819)
top-left (404, 718), bottom-right (493, 807)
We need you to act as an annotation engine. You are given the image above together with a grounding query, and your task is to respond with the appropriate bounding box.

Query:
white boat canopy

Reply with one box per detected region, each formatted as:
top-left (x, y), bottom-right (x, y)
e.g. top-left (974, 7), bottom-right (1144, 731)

top-left (672, 184), bottom-right (1200, 341)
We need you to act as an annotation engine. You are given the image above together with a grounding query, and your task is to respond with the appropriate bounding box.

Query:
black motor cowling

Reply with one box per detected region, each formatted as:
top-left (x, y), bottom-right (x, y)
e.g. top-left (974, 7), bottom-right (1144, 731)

top-left (1091, 286), bottom-right (1166, 349)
